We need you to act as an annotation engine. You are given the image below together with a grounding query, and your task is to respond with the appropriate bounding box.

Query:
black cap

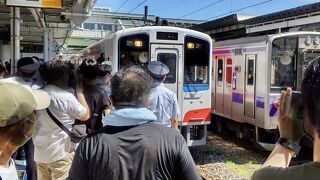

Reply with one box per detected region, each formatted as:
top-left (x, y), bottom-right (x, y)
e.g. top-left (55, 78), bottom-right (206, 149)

top-left (147, 61), bottom-right (169, 78)
top-left (17, 57), bottom-right (40, 73)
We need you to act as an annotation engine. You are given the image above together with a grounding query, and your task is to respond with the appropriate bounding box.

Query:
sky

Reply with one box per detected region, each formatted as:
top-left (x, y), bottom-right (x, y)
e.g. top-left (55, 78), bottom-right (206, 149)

top-left (94, 0), bottom-right (320, 21)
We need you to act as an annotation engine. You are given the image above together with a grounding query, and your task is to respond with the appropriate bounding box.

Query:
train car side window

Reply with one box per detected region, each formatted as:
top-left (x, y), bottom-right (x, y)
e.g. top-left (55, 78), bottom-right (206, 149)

top-left (157, 53), bottom-right (176, 83)
top-left (226, 58), bottom-right (232, 84)
top-left (217, 59), bottom-right (223, 82)
top-left (247, 59), bottom-right (254, 85)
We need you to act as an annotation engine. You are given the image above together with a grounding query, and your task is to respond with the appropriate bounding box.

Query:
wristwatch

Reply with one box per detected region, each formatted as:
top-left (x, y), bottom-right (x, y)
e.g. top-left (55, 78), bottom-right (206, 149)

top-left (277, 138), bottom-right (301, 157)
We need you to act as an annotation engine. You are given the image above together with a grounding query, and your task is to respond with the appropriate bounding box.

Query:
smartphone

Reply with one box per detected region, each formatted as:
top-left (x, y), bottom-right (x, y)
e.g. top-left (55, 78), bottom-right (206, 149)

top-left (290, 91), bottom-right (315, 138)
top-left (289, 91), bottom-right (304, 122)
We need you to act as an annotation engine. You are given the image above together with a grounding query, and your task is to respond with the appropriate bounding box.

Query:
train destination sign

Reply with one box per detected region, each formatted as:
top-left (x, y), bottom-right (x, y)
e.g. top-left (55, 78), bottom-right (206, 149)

top-left (6, 0), bottom-right (62, 9)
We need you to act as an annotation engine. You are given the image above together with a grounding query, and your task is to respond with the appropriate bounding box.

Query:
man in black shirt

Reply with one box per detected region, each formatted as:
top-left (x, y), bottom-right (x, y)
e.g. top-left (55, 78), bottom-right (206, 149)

top-left (69, 66), bottom-right (201, 180)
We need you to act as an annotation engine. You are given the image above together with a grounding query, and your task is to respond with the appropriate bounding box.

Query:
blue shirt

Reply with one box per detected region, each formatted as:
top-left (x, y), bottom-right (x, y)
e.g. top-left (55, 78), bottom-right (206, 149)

top-left (149, 83), bottom-right (180, 127)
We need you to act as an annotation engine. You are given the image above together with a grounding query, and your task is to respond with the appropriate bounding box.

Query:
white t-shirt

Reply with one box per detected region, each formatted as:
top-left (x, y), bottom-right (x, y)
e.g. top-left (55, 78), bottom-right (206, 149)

top-left (149, 83), bottom-right (180, 127)
top-left (33, 85), bottom-right (86, 163)
top-left (0, 159), bottom-right (19, 180)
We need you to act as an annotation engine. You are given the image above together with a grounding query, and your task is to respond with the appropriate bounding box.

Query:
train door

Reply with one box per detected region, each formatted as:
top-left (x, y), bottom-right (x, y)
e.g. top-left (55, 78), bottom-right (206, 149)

top-left (244, 55), bottom-right (256, 119)
top-left (150, 44), bottom-right (182, 99)
top-left (215, 57), bottom-right (224, 115)
top-left (224, 57), bottom-right (233, 117)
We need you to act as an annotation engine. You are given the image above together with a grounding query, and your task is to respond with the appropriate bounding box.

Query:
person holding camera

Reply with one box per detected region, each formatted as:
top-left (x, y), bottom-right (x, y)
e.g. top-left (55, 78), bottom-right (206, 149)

top-left (251, 57), bottom-right (320, 180)
top-left (78, 59), bottom-right (107, 133)
top-left (32, 60), bottom-right (90, 180)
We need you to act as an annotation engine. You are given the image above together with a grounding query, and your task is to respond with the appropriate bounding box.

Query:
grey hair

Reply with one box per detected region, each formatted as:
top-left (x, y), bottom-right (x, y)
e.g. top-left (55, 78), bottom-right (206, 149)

top-left (111, 66), bottom-right (151, 108)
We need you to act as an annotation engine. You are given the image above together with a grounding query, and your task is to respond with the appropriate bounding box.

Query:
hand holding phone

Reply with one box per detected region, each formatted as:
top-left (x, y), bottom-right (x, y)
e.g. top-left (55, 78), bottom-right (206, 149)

top-left (278, 88), bottom-right (304, 144)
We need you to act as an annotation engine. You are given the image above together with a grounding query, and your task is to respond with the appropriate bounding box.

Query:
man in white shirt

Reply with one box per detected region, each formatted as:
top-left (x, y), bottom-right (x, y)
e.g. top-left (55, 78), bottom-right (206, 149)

top-left (0, 77), bottom-right (50, 180)
top-left (148, 61), bottom-right (180, 130)
top-left (32, 60), bottom-right (90, 180)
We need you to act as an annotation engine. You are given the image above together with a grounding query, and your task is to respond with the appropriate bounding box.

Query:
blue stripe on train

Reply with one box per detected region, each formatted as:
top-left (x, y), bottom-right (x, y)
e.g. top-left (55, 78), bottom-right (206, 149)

top-left (183, 85), bottom-right (209, 92)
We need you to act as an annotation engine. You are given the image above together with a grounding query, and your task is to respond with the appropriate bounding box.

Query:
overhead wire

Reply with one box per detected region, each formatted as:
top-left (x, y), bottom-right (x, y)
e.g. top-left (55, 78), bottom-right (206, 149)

top-left (204, 0), bottom-right (274, 21)
top-left (178, 0), bottom-right (226, 18)
top-left (128, 0), bottom-right (148, 13)
top-left (116, 0), bottom-right (130, 12)
top-left (152, 0), bottom-right (190, 12)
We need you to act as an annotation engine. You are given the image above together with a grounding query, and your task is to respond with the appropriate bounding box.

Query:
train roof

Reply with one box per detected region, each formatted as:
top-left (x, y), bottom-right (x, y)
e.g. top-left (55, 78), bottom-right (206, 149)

top-left (112, 26), bottom-right (212, 40)
top-left (78, 26), bottom-right (212, 54)
top-left (214, 31), bottom-right (320, 48)
top-left (213, 35), bottom-right (268, 48)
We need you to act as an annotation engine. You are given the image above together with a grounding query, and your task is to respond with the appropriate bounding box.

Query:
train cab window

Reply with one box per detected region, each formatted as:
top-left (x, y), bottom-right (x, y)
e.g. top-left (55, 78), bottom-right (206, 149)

top-left (184, 36), bottom-right (210, 85)
top-left (271, 36), bottom-right (298, 90)
top-left (157, 53), bottom-right (176, 83)
top-left (217, 59), bottom-right (223, 82)
top-left (119, 34), bottom-right (149, 69)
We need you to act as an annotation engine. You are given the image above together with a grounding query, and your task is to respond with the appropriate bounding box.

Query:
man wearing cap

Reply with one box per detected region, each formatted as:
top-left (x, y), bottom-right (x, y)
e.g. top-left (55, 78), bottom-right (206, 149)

top-left (0, 77), bottom-right (50, 180)
top-left (15, 57), bottom-right (43, 180)
top-left (17, 57), bottom-right (42, 89)
top-left (148, 61), bottom-right (180, 130)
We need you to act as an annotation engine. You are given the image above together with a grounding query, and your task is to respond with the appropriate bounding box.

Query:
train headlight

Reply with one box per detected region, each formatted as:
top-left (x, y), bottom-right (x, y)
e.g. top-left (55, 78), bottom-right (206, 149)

top-left (305, 36), bottom-right (312, 46)
top-left (195, 43), bottom-right (202, 49)
top-left (187, 42), bottom-right (195, 49)
top-left (134, 40), bottom-right (143, 47)
top-left (314, 36), bottom-right (320, 45)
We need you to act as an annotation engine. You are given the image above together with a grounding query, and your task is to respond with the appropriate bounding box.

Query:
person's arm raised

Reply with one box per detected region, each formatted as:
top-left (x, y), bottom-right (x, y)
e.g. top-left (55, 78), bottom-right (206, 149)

top-left (262, 88), bottom-right (304, 168)
top-left (76, 83), bottom-right (90, 121)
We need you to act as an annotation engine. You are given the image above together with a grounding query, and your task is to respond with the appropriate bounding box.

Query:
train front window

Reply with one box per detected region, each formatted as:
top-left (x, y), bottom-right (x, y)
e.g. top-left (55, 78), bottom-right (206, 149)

top-left (271, 36), bottom-right (298, 90)
top-left (157, 53), bottom-right (176, 83)
top-left (119, 34), bottom-right (149, 69)
top-left (184, 36), bottom-right (210, 85)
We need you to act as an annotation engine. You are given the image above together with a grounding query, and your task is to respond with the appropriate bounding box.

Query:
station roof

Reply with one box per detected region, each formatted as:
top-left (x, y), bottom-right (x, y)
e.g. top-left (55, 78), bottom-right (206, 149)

top-left (243, 2), bottom-right (320, 25)
top-left (191, 14), bottom-right (253, 32)
top-left (0, 0), bottom-right (96, 52)
top-left (192, 2), bottom-right (320, 40)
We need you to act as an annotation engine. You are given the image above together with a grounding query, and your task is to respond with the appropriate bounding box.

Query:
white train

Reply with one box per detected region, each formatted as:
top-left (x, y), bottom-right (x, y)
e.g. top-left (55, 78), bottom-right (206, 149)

top-left (212, 31), bottom-right (320, 150)
top-left (78, 26), bottom-right (212, 146)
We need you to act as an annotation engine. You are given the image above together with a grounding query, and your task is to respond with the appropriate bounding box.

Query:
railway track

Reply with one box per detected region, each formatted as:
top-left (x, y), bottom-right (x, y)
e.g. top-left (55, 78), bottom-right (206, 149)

top-left (193, 130), bottom-right (312, 180)
top-left (192, 131), bottom-right (267, 180)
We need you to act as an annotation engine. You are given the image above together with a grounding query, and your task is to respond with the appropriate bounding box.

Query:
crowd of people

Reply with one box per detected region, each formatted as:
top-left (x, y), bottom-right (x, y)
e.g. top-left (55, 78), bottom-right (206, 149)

top-left (1, 55), bottom-right (320, 180)
top-left (0, 56), bottom-right (188, 180)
